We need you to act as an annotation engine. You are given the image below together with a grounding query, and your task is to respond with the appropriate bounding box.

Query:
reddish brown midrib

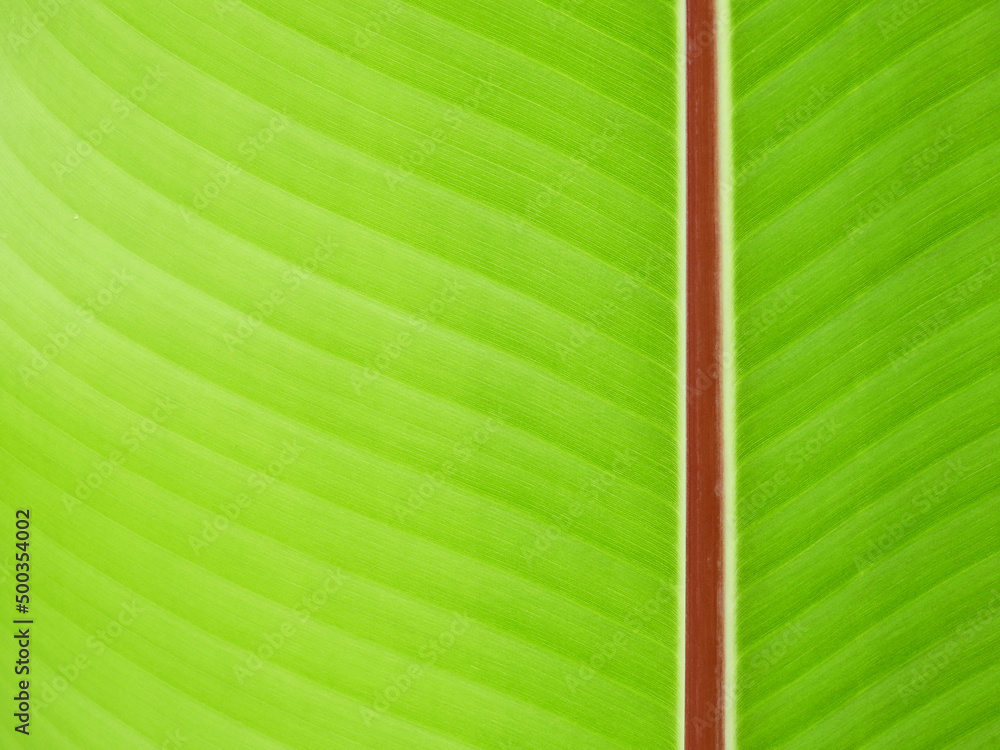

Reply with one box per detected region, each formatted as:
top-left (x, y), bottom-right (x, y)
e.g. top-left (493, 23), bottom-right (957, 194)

top-left (685, 0), bottom-right (725, 745)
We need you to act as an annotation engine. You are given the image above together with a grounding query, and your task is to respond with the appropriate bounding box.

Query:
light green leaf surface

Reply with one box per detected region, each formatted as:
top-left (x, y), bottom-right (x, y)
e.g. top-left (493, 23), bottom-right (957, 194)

top-left (0, 1), bottom-right (683, 748)
top-left (731, 0), bottom-right (1000, 747)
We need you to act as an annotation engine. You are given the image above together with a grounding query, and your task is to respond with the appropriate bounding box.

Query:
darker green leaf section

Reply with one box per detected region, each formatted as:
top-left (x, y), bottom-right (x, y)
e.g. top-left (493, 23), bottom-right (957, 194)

top-left (733, 0), bottom-right (1000, 748)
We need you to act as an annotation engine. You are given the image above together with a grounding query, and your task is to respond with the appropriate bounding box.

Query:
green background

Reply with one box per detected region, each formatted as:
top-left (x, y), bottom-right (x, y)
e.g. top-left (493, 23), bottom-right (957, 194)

top-left (0, 0), bottom-right (683, 747)
top-left (732, 0), bottom-right (1000, 746)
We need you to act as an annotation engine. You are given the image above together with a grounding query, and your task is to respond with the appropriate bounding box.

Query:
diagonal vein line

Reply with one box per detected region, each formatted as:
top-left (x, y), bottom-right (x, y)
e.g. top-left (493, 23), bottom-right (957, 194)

top-left (740, 428), bottom-right (1000, 654)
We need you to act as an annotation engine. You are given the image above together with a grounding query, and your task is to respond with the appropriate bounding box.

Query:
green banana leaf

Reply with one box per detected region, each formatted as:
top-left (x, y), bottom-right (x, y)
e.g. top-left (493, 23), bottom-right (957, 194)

top-left (731, 0), bottom-right (1000, 746)
top-left (1, 0), bottom-right (683, 748)
top-left (5, 0), bottom-right (998, 746)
